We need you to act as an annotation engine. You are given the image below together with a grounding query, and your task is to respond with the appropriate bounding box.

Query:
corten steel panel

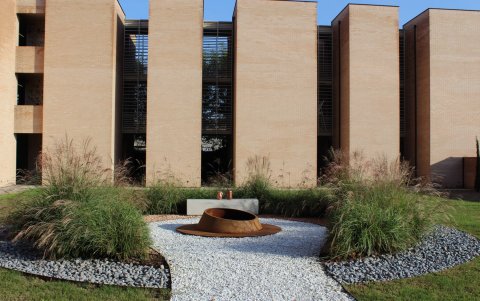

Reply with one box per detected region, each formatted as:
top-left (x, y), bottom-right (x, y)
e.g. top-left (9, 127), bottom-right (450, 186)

top-left (0, 0), bottom-right (17, 187)
top-left (234, 0), bottom-right (318, 188)
top-left (146, 0), bottom-right (203, 187)
top-left (43, 0), bottom-right (125, 177)
top-left (405, 10), bottom-right (480, 187)
top-left (17, 0), bottom-right (45, 14)
top-left (463, 157), bottom-right (476, 190)
top-left (14, 105), bottom-right (43, 134)
top-left (16, 46), bottom-right (44, 73)
top-left (333, 5), bottom-right (400, 162)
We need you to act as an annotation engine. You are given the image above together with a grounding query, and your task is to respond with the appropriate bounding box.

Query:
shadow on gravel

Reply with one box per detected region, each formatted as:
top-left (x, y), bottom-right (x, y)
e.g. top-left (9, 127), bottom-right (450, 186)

top-left (155, 223), bottom-right (186, 233)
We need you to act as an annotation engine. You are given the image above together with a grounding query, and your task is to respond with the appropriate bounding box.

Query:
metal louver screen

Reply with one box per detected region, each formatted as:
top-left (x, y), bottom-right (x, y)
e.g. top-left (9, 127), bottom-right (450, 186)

top-left (318, 26), bottom-right (333, 136)
top-left (203, 22), bottom-right (233, 135)
top-left (123, 20), bottom-right (148, 134)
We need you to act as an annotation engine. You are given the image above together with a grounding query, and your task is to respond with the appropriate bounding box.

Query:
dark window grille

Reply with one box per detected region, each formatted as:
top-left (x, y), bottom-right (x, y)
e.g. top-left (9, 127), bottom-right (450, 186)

top-left (203, 22), bottom-right (233, 135)
top-left (123, 20), bottom-right (148, 134)
top-left (318, 26), bottom-right (333, 136)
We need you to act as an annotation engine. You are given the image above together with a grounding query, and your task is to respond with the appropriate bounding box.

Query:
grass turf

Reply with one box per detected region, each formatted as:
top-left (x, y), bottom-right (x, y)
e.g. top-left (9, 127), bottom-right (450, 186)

top-left (0, 268), bottom-right (170, 301)
top-left (345, 197), bottom-right (480, 301)
top-left (0, 193), bottom-right (26, 221)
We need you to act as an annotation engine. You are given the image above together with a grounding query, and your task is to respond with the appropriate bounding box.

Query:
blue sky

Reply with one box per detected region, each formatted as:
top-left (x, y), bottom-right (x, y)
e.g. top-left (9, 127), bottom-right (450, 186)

top-left (118, 0), bottom-right (480, 25)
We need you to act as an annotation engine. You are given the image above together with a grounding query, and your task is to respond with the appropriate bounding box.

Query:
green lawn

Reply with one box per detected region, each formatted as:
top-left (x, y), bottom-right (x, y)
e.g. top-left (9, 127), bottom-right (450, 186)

top-left (0, 189), bottom-right (44, 221)
top-left (346, 197), bottom-right (480, 301)
top-left (0, 269), bottom-right (169, 301)
top-left (0, 193), bottom-right (21, 220)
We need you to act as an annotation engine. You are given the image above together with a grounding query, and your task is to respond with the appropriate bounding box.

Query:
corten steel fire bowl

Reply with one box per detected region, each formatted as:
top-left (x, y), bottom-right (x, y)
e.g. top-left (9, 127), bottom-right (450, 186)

top-left (176, 208), bottom-right (282, 238)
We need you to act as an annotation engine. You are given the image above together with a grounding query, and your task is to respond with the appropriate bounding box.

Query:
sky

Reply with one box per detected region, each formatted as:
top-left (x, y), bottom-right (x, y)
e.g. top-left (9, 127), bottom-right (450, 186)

top-left (118, 0), bottom-right (480, 25)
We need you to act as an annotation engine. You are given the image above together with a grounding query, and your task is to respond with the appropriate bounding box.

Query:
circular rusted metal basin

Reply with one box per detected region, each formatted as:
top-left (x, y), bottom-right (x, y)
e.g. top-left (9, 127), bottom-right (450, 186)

top-left (176, 208), bottom-right (282, 238)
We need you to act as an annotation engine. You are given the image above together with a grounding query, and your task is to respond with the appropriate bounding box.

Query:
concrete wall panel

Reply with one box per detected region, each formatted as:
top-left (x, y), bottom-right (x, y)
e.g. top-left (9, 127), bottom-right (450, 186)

top-left (430, 10), bottom-right (480, 187)
top-left (333, 5), bottom-right (400, 162)
top-left (15, 105), bottom-right (43, 134)
top-left (234, 0), bottom-right (318, 188)
top-left (0, 0), bottom-right (18, 187)
top-left (16, 46), bottom-right (44, 73)
top-left (17, 0), bottom-right (45, 14)
top-left (43, 0), bottom-right (124, 175)
top-left (404, 9), bottom-right (480, 187)
top-left (146, 0), bottom-right (203, 186)
top-left (431, 10), bottom-right (480, 186)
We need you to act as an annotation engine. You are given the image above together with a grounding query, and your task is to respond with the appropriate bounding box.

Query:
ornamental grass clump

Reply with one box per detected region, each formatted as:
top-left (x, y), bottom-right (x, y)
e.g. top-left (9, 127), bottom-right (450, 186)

top-left (320, 149), bottom-right (413, 189)
top-left (327, 183), bottom-right (432, 259)
top-left (40, 137), bottom-right (109, 202)
top-left (322, 149), bottom-right (440, 259)
top-left (236, 155), bottom-right (273, 203)
top-left (9, 194), bottom-right (151, 260)
top-left (7, 137), bottom-right (151, 260)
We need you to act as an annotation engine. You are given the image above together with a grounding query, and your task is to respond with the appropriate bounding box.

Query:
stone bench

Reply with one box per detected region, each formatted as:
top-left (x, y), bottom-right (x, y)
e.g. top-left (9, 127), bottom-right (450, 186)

top-left (186, 199), bottom-right (259, 216)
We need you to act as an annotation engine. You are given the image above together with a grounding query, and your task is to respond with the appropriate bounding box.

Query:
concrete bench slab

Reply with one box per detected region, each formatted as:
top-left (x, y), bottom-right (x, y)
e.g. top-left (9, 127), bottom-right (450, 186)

top-left (186, 199), bottom-right (259, 215)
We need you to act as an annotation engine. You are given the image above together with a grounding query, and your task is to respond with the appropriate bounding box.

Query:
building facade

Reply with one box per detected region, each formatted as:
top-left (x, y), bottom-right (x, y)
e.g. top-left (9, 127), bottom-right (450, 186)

top-left (1, 0), bottom-right (479, 188)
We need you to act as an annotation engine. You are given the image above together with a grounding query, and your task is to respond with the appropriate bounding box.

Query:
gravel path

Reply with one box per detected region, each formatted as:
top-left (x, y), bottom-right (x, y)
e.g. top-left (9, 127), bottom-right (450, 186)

top-left (0, 241), bottom-right (170, 288)
top-left (149, 218), bottom-right (352, 301)
top-left (324, 226), bottom-right (480, 284)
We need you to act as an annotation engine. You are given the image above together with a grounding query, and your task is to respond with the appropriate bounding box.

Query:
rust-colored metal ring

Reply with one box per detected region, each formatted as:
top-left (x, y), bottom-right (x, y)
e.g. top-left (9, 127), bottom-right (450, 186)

top-left (176, 208), bottom-right (282, 238)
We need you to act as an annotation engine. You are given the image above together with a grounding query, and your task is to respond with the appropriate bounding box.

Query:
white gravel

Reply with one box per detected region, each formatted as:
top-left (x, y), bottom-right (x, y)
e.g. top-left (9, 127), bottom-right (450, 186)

top-left (149, 218), bottom-right (352, 301)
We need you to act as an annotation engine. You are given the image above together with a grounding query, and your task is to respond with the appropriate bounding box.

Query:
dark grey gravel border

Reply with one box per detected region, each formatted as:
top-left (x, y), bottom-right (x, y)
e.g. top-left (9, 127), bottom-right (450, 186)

top-left (324, 226), bottom-right (480, 284)
top-left (0, 240), bottom-right (170, 288)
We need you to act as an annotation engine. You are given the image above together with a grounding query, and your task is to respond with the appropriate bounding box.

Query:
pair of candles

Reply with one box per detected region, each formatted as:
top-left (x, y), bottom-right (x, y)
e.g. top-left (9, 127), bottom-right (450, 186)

top-left (217, 190), bottom-right (233, 200)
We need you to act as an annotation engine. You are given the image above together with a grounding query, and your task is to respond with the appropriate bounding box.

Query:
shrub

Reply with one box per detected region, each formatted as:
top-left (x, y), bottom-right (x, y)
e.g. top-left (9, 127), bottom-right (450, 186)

top-left (327, 183), bottom-right (432, 259)
top-left (145, 181), bottom-right (184, 215)
top-left (235, 175), bottom-right (272, 204)
top-left (9, 189), bottom-right (151, 260)
top-left (144, 155), bottom-right (332, 218)
top-left (229, 156), bottom-right (333, 217)
top-left (144, 179), bottom-right (333, 218)
top-left (235, 156), bottom-right (331, 217)
top-left (261, 188), bottom-right (334, 217)
top-left (145, 181), bottom-right (216, 215)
